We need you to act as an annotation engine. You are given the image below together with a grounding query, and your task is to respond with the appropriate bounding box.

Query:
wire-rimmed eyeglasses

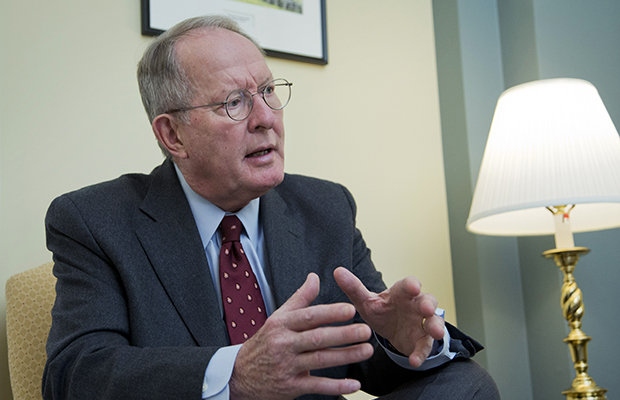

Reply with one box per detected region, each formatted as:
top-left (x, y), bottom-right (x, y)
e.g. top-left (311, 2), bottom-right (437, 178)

top-left (164, 78), bottom-right (292, 121)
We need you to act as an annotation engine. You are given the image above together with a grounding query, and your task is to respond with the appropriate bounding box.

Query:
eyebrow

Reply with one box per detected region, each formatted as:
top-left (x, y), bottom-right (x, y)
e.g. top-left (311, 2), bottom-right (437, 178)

top-left (211, 76), bottom-right (275, 100)
top-left (256, 76), bottom-right (274, 90)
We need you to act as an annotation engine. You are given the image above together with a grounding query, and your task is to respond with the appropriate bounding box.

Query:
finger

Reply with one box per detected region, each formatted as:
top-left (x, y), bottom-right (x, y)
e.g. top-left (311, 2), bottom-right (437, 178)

top-left (333, 267), bottom-right (372, 307)
top-left (278, 273), bottom-right (320, 312)
top-left (416, 293), bottom-right (439, 318)
top-left (423, 314), bottom-right (445, 341)
top-left (292, 323), bottom-right (371, 353)
top-left (408, 336), bottom-right (435, 368)
top-left (296, 342), bottom-right (374, 371)
top-left (292, 375), bottom-right (362, 397)
top-left (285, 302), bottom-right (357, 331)
top-left (398, 276), bottom-right (423, 299)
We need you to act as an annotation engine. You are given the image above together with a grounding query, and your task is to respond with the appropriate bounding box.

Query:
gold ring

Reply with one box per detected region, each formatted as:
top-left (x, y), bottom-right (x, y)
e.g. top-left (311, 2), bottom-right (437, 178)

top-left (421, 317), bottom-right (427, 331)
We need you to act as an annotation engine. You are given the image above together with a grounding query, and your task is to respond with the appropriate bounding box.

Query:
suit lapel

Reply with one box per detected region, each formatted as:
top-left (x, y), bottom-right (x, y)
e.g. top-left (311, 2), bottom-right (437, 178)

top-left (260, 183), bottom-right (310, 308)
top-left (135, 160), bottom-right (229, 347)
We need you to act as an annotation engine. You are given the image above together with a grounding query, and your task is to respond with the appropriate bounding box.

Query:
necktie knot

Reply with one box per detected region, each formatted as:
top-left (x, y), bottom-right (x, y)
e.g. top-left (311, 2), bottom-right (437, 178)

top-left (220, 215), bottom-right (242, 243)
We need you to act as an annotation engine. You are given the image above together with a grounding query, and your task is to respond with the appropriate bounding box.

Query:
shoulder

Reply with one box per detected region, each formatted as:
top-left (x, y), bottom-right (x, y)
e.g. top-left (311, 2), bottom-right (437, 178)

top-left (269, 173), bottom-right (357, 219)
top-left (46, 161), bottom-right (169, 221)
top-left (276, 173), bottom-right (353, 201)
top-left (54, 168), bottom-right (156, 206)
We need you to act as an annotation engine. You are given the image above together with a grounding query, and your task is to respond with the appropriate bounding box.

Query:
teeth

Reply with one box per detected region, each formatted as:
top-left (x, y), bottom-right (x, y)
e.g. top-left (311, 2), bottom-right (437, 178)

top-left (249, 150), bottom-right (269, 157)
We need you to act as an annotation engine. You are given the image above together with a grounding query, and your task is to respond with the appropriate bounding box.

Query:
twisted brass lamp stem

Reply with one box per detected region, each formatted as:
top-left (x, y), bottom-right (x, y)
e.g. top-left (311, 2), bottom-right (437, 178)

top-left (543, 248), bottom-right (608, 400)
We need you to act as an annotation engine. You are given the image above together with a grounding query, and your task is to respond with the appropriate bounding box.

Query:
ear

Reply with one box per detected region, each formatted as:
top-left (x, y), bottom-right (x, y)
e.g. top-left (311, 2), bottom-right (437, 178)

top-left (152, 114), bottom-right (188, 159)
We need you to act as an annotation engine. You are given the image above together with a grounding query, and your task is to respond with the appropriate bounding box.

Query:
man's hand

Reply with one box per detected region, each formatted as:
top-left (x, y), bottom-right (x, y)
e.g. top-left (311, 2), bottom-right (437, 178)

top-left (229, 273), bottom-right (374, 400)
top-left (333, 267), bottom-right (444, 368)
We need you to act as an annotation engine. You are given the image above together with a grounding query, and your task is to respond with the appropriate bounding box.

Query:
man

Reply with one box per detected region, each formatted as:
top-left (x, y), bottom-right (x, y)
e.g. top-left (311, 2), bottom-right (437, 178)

top-left (43, 15), bottom-right (499, 400)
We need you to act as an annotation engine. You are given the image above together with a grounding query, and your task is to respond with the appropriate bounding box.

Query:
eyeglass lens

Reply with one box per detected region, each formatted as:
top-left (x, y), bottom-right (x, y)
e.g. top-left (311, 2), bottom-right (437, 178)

top-left (226, 79), bottom-right (291, 121)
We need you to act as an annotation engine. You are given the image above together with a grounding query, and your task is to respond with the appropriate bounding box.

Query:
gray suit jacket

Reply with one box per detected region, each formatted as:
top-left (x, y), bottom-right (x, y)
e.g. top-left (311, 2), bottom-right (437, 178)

top-left (44, 159), bottom-right (480, 400)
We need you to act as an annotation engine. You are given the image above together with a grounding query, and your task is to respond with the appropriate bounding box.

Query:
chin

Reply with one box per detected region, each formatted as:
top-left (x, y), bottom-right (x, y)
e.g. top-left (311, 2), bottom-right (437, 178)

top-left (263, 171), bottom-right (285, 190)
top-left (253, 170), bottom-right (284, 195)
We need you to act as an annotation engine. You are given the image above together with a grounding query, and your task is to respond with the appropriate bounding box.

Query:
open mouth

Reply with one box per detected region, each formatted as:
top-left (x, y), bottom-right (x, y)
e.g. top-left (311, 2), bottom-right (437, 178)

top-left (247, 149), bottom-right (271, 158)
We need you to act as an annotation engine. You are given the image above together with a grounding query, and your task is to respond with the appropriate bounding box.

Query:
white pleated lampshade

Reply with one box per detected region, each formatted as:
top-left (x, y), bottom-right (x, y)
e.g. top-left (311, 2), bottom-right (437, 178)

top-left (467, 78), bottom-right (620, 236)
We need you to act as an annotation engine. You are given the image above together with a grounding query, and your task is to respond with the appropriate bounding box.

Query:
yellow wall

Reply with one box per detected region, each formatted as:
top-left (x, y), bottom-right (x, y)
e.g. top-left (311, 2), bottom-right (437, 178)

top-left (0, 1), bottom-right (453, 399)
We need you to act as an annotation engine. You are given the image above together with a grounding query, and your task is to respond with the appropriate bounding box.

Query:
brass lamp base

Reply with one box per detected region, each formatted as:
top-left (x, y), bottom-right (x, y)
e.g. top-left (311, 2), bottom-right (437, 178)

top-left (543, 248), bottom-right (608, 400)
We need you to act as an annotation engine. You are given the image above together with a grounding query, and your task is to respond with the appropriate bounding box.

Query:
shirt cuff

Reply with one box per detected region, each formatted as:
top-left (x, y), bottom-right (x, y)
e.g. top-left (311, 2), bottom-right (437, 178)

top-left (376, 325), bottom-right (456, 371)
top-left (202, 344), bottom-right (242, 399)
top-left (376, 308), bottom-right (458, 371)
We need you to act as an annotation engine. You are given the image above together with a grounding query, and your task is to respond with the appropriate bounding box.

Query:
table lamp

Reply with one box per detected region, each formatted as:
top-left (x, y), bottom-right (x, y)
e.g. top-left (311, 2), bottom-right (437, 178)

top-left (466, 78), bottom-right (620, 399)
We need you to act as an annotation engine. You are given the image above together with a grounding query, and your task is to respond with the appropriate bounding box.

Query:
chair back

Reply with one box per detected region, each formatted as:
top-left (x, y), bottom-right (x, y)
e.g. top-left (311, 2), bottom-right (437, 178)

top-left (6, 262), bottom-right (56, 400)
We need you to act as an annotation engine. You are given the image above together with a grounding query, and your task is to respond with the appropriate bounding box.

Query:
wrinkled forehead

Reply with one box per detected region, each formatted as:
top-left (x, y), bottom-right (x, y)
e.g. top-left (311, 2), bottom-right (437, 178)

top-left (175, 27), bottom-right (268, 84)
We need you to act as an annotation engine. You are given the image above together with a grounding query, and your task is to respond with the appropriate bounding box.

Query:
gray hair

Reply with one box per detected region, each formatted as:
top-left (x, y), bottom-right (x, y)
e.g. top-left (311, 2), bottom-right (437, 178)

top-left (137, 15), bottom-right (264, 157)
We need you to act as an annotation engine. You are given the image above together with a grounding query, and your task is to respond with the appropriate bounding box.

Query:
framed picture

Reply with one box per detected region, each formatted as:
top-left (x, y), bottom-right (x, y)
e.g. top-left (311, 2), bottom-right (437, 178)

top-left (141, 0), bottom-right (328, 65)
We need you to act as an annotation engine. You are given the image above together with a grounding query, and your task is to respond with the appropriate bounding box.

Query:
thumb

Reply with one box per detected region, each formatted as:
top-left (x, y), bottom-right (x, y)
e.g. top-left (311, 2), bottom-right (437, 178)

top-left (278, 273), bottom-right (320, 312)
top-left (334, 267), bottom-right (372, 309)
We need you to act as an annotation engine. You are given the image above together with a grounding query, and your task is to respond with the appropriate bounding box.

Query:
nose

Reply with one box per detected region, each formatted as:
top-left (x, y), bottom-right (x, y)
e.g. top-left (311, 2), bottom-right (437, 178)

top-left (246, 93), bottom-right (277, 133)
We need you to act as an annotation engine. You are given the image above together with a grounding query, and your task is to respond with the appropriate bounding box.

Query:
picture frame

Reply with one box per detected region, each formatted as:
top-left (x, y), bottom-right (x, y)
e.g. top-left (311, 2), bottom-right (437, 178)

top-left (141, 0), bottom-right (328, 65)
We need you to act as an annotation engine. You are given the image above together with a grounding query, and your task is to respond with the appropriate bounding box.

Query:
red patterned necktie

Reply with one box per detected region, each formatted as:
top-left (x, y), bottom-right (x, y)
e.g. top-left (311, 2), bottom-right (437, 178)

top-left (219, 215), bottom-right (267, 345)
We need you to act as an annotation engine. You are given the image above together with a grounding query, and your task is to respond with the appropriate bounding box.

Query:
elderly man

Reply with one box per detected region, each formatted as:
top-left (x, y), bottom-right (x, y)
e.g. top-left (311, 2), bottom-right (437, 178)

top-left (43, 15), bottom-right (499, 400)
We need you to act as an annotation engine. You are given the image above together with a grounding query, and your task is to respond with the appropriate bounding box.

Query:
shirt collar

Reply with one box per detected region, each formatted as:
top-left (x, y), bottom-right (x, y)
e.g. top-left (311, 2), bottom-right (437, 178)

top-left (174, 164), bottom-right (260, 247)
